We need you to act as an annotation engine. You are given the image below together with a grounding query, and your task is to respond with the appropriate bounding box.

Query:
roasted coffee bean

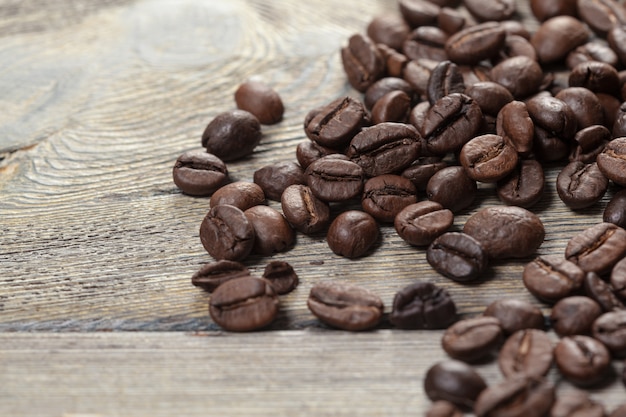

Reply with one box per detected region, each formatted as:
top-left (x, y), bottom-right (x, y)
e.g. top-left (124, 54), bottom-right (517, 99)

top-left (262, 260), bottom-right (298, 295)
top-left (496, 100), bottom-right (534, 156)
top-left (438, 7), bottom-right (466, 35)
top-left (577, 0), bottom-right (626, 37)
top-left (555, 87), bottom-right (605, 130)
top-left (566, 223), bottom-right (626, 275)
top-left (550, 389), bottom-right (607, 417)
top-left (389, 281), bottom-right (457, 329)
top-left (459, 134), bottom-right (518, 183)
top-left (347, 122), bottom-right (421, 177)
top-left (424, 360), bottom-right (487, 409)
top-left (280, 184), bottom-right (330, 234)
top-left (377, 44), bottom-right (408, 78)
top-left (305, 157), bottom-right (364, 202)
top-left (570, 125), bottom-right (611, 164)
top-left (427, 60), bottom-right (465, 105)
top-left (295, 140), bottom-right (337, 170)
top-left (441, 316), bottom-right (503, 362)
top-left (401, 157), bottom-right (446, 191)
top-left (570, 61), bottom-right (621, 96)
top-left (426, 400), bottom-right (463, 417)
top-left (210, 181), bottom-right (265, 211)
top-left (364, 77), bottom-right (415, 110)
top-left (614, 105), bottom-right (626, 138)
top-left (523, 255), bottom-right (585, 303)
top-left (459, 64), bottom-right (492, 85)
top-left (598, 137), bottom-right (626, 187)
top-left (464, 206), bottom-right (545, 259)
top-left (371, 90), bottom-right (412, 124)
top-left (199, 204), bottom-right (255, 261)
top-left (421, 93), bottom-right (483, 155)
top-left (403, 26), bottom-right (449, 62)
top-left (497, 159), bottom-right (545, 208)
top-left (567, 41), bottom-right (620, 71)
top-left (533, 125), bottom-right (571, 162)
top-left (463, 0), bottom-right (515, 22)
top-left (531, 16), bottom-right (590, 64)
top-left (445, 22), bottom-right (506, 66)
top-left (304, 96), bottom-right (366, 149)
top-left (341, 33), bottom-right (385, 92)
top-left (490, 56), bottom-right (543, 99)
top-left (474, 374), bottom-right (555, 417)
top-left (426, 166), bottom-right (477, 213)
top-left (209, 276), bottom-right (279, 332)
top-left (526, 95), bottom-right (577, 142)
top-left (609, 25), bottom-right (626, 67)
top-left (550, 296), bottom-right (603, 337)
top-left (191, 260), bottom-right (251, 293)
top-left (612, 257), bottom-right (626, 301)
top-left (366, 14), bottom-right (410, 51)
top-left (361, 174), bottom-right (417, 222)
top-left (244, 205), bottom-right (295, 256)
top-left (498, 329), bottom-right (554, 378)
top-left (201, 110), bottom-right (262, 161)
top-left (556, 161), bottom-right (609, 210)
top-left (555, 335), bottom-right (612, 387)
top-left (394, 200), bottom-right (453, 246)
top-left (484, 299), bottom-right (545, 335)
top-left (172, 150), bottom-right (228, 196)
top-left (605, 189), bottom-right (626, 229)
top-left (592, 310), bottom-right (626, 357)
top-left (427, 232), bottom-right (488, 282)
top-left (465, 81), bottom-right (514, 117)
top-left (253, 161), bottom-right (305, 201)
top-left (598, 93), bottom-right (622, 129)
top-left (234, 80), bottom-right (284, 125)
top-left (584, 271), bottom-right (626, 312)
top-left (530, 0), bottom-right (577, 22)
top-left (408, 101), bottom-right (431, 132)
top-left (307, 281), bottom-right (384, 331)
top-left (399, 0), bottom-right (440, 28)
top-left (494, 34), bottom-right (538, 63)
top-left (326, 210), bottom-right (379, 258)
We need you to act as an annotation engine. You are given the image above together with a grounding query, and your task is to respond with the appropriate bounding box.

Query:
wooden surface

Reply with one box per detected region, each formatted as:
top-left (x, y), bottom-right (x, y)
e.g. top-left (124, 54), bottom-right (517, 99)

top-left (0, 0), bottom-right (624, 415)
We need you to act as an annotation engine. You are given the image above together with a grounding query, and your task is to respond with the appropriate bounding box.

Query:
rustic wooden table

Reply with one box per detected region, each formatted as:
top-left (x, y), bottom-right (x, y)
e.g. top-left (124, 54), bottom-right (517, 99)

top-left (1, 0), bottom-right (624, 415)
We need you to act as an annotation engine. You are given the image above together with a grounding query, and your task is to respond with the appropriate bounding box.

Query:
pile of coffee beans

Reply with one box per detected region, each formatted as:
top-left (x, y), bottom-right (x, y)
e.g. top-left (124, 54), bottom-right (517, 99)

top-left (171, 0), bottom-right (626, 414)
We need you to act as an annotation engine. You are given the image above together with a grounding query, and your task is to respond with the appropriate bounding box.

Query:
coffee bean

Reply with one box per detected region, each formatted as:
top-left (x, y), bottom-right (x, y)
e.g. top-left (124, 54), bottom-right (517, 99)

top-left (304, 96), bottom-right (366, 149)
top-left (361, 174), bottom-right (417, 223)
top-left (394, 200), bottom-right (453, 246)
top-left (556, 161), bottom-right (608, 210)
top-left (592, 310), bottom-right (626, 357)
top-left (490, 56), bottom-right (543, 99)
top-left (612, 257), bottom-right (626, 301)
top-left (403, 26), bottom-right (449, 62)
top-left (577, 0), bottom-right (626, 37)
top-left (604, 189), bottom-right (626, 229)
top-left (426, 166), bottom-right (477, 213)
top-left (584, 271), bottom-right (626, 312)
top-left (597, 137), bottom-right (626, 187)
top-left (494, 34), bottom-right (538, 63)
top-left (566, 41), bottom-right (620, 70)
top-left (305, 156), bottom-right (364, 202)
top-left (427, 232), bottom-right (488, 283)
top-left (399, 0), bottom-right (440, 28)
top-left (244, 205), bottom-right (295, 256)
top-left (598, 93), bottom-right (622, 129)
top-left (526, 95), bottom-right (578, 142)
top-left (465, 81), bottom-right (514, 117)
top-left (326, 210), bottom-right (379, 258)
top-left (570, 61), bottom-right (621, 96)
top-left (426, 400), bottom-right (463, 417)
top-left (427, 60), bottom-right (465, 105)
top-left (295, 140), bottom-right (337, 170)
top-left (459, 134), bottom-right (518, 183)
top-left (463, 206), bottom-right (545, 259)
top-left (550, 389), bottom-right (607, 417)
top-left (172, 150), bottom-right (228, 196)
top-left (341, 33), bottom-right (385, 92)
top-left (209, 276), bottom-right (279, 332)
top-left (555, 87), bottom-right (605, 129)
top-left (424, 360), bottom-right (487, 409)
top-left (614, 105), bottom-right (626, 138)
top-left (201, 110), bottom-right (262, 162)
top-left (483, 298), bottom-right (545, 335)
top-left (280, 184), bottom-right (330, 234)
top-left (463, 0), bottom-right (515, 22)
top-left (533, 125), bottom-right (571, 162)
top-left (498, 329), bottom-right (554, 378)
top-left (570, 125), bottom-right (611, 164)
top-left (371, 90), bottom-right (412, 124)
top-left (496, 159), bottom-right (545, 208)
top-left (474, 374), bottom-right (555, 417)
top-left (364, 77), bottom-right (415, 110)
top-left (441, 316), bottom-right (503, 362)
top-left (531, 16), bottom-right (590, 64)
top-left (210, 181), bottom-right (265, 211)
top-left (407, 100), bottom-right (432, 133)
top-left (307, 282), bottom-right (384, 331)
top-left (389, 281), bottom-right (457, 329)
top-left (495, 100), bottom-right (534, 156)
top-left (377, 44), bottom-right (409, 78)
top-left (366, 14), bottom-right (410, 51)
top-left (608, 25), bottom-right (626, 67)
top-left (191, 260), bottom-right (251, 293)
top-left (262, 260), bottom-right (299, 295)
top-left (234, 80), bottom-right (284, 125)
top-left (555, 335), bottom-right (612, 387)
top-left (438, 7), bottom-right (466, 35)
top-left (550, 296), bottom-right (603, 337)
top-left (252, 161), bottom-right (305, 202)
top-left (445, 22), bottom-right (506, 66)
top-left (523, 255), bottom-right (585, 303)
top-left (530, 0), bottom-right (577, 22)
top-left (199, 204), bottom-right (255, 261)
top-left (401, 157), bottom-right (447, 191)
top-left (565, 222), bottom-right (626, 275)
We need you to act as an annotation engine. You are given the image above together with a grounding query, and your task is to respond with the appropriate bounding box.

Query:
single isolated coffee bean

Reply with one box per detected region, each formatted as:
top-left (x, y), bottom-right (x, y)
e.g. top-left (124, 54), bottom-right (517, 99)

top-left (304, 96), bottom-right (366, 149)
top-left (474, 374), bottom-right (555, 417)
top-left (498, 329), bottom-right (554, 378)
top-left (307, 282), bottom-right (384, 331)
top-left (592, 310), bottom-right (626, 357)
top-left (426, 166), bottom-right (477, 213)
top-left (522, 255), bottom-right (584, 303)
top-left (326, 210), bottom-right (379, 258)
top-left (427, 232), bottom-right (488, 283)
top-left (305, 156), bottom-right (364, 202)
top-left (565, 222), bottom-right (626, 275)
top-left (496, 159), bottom-right (545, 208)
top-left (612, 257), bottom-right (626, 301)
top-left (556, 161), bottom-right (608, 210)
top-left (459, 134), bottom-right (518, 183)
top-left (371, 90), bottom-right (412, 124)
top-left (550, 389), bottom-right (607, 417)
top-left (253, 161), bottom-right (305, 201)
top-left (483, 298), bottom-right (545, 335)
top-left (234, 80), bottom-right (284, 125)
top-left (584, 271), bottom-right (626, 312)
top-left (604, 189), bottom-right (626, 229)
top-left (243, 205), bottom-right (295, 256)
top-left (550, 296), bottom-right (603, 337)
top-left (495, 100), bottom-right (534, 156)
top-left (210, 181), bottom-right (265, 211)
top-left (262, 260), bottom-right (298, 295)
top-left (426, 400), bottom-right (463, 417)
top-left (441, 316), bottom-right (503, 362)
top-left (361, 174), bottom-right (417, 223)
top-left (597, 137), bottom-right (626, 187)
top-left (191, 260), bottom-right (250, 293)
top-left (424, 360), bottom-right (487, 410)
top-left (394, 200), bottom-right (453, 246)
top-left (389, 281), bottom-right (457, 329)
top-left (341, 33), bottom-right (385, 92)
top-left (199, 204), bottom-right (255, 262)
top-left (201, 110), bottom-right (262, 161)
top-left (554, 335), bottom-right (612, 387)
top-left (172, 150), bottom-right (228, 196)
top-left (280, 184), bottom-right (330, 235)
top-left (209, 276), bottom-right (279, 332)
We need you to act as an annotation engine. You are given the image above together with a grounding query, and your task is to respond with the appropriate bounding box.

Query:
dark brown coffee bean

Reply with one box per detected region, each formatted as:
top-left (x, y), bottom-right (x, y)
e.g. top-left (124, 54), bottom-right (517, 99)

top-left (280, 184), bottom-right (330, 234)
top-left (341, 34), bottom-right (385, 92)
top-left (364, 77), bottom-right (415, 110)
top-left (307, 282), bottom-right (384, 331)
top-left (464, 206), bottom-right (545, 259)
top-left (570, 125), bottom-right (612, 164)
top-left (526, 95), bottom-right (578, 142)
top-left (191, 260), bottom-right (251, 293)
top-left (201, 110), bottom-right (262, 161)
top-left (403, 59), bottom-right (437, 99)
top-left (366, 14), bottom-right (410, 51)
top-left (399, 0), bottom-right (440, 28)
top-left (612, 257), bottom-right (626, 301)
top-left (598, 93), bottom-right (622, 129)
top-left (394, 200), bottom-right (453, 246)
top-left (614, 105), bottom-right (626, 138)
top-left (244, 205), bottom-right (294, 256)
top-left (498, 329), bottom-right (553, 378)
top-left (566, 41), bottom-right (620, 70)
top-left (426, 400), bottom-right (463, 417)
top-left (578, 0), bottom-right (626, 37)
top-left (438, 8), bottom-right (466, 35)
top-left (377, 44), bottom-right (409, 78)
top-left (234, 80), bottom-right (284, 125)
top-left (401, 157), bottom-right (447, 191)
top-left (326, 210), bottom-right (379, 258)
top-left (262, 260), bottom-right (298, 295)
top-left (605, 189), bottom-right (626, 228)
top-left (427, 60), bottom-right (465, 105)
top-left (556, 161), bottom-right (609, 210)
top-left (421, 93), bottom-right (483, 155)
top-left (484, 299), bottom-right (545, 337)
top-left (426, 166), bottom-right (477, 213)
top-left (530, 0), bottom-right (577, 21)
top-left (566, 223), bottom-right (626, 275)
top-left (490, 56), bottom-right (543, 99)
top-left (424, 360), bottom-right (487, 409)
top-left (445, 22), bottom-right (506, 66)
top-left (466, 81), bottom-right (514, 117)
top-left (209, 276), bottom-right (279, 332)
top-left (496, 100), bottom-right (534, 156)
top-left (210, 181), bottom-right (265, 211)
top-left (389, 281), bottom-right (458, 329)
top-left (555, 87), bottom-right (605, 130)
top-left (609, 25), bottom-right (626, 67)
top-left (592, 310), bottom-right (626, 357)
top-left (459, 64), bottom-right (492, 85)
top-left (442, 316), bottom-right (503, 362)
top-left (427, 232), bottom-right (488, 283)
top-left (305, 157), bottom-right (364, 202)
top-left (295, 140), bottom-right (337, 170)
top-left (550, 296), bottom-right (603, 337)
top-left (533, 125), bottom-right (571, 162)
top-left (494, 34), bottom-right (538, 64)
top-left (474, 374), bottom-right (555, 417)
top-left (497, 159), bottom-right (545, 208)
top-left (371, 90), bottom-right (412, 124)
top-left (199, 204), bottom-right (255, 262)
top-left (304, 96), bottom-right (366, 149)
top-left (403, 26), bottom-right (449, 62)
top-left (551, 389), bottom-right (607, 417)
top-left (584, 271), bottom-right (626, 312)
top-left (347, 122), bottom-right (421, 177)
top-left (523, 255), bottom-right (585, 303)
top-left (570, 61), bottom-right (621, 96)
top-left (463, 0), bottom-right (515, 22)
top-left (555, 335), bottom-right (612, 387)
top-left (460, 134), bottom-right (518, 183)
top-left (253, 161), bottom-right (305, 201)
top-left (531, 16), bottom-right (590, 64)
top-left (172, 150), bottom-right (228, 196)
top-left (361, 174), bottom-right (417, 223)
top-left (598, 137), bottom-right (626, 187)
